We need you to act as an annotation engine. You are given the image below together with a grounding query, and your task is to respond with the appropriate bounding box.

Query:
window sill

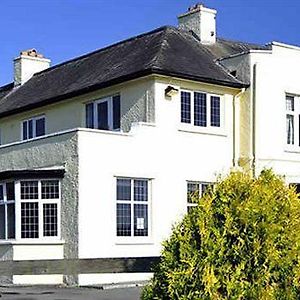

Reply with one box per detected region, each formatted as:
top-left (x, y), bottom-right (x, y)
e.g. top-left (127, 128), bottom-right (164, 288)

top-left (178, 125), bottom-right (227, 137)
top-left (0, 239), bottom-right (65, 246)
top-left (115, 237), bottom-right (154, 245)
top-left (284, 147), bottom-right (300, 154)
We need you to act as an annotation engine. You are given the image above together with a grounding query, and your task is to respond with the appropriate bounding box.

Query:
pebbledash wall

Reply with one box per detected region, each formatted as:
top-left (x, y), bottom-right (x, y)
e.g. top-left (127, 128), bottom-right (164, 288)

top-left (0, 77), bottom-right (240, 285)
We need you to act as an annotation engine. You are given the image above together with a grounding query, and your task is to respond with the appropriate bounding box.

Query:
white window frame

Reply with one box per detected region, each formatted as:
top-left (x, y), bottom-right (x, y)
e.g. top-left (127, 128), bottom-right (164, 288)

top-left (86, 95), bottom-right (120, 131)
top-left (0, 179), bottom-right (61, 242)
top-left (187, 181), bottom-right (212, 212)
top-left (115, 177), bottom-right (152, 244)
top-left (180, 89), bottom-right (225, 134)
top-left (286, 94), bottom-right (300, 149)
top-left (21, 115), bottom-right (46, 140)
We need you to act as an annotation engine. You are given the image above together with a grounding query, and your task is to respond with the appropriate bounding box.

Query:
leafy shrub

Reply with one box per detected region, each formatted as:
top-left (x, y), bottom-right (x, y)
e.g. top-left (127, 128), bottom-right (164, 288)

top-left (141, 170), bottom-right (300, 299)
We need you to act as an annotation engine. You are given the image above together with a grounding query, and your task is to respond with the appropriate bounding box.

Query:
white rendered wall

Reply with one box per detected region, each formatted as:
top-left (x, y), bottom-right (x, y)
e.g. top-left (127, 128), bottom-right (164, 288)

top-left (77, 79), bottom-right (236, 266)
top-left (249, 45), bottom-right (300, 182)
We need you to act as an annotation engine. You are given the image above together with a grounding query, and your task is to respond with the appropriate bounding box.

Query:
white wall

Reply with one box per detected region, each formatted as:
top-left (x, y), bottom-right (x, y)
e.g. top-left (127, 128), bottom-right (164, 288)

top-left (77, 79), bottom-right (237, 262)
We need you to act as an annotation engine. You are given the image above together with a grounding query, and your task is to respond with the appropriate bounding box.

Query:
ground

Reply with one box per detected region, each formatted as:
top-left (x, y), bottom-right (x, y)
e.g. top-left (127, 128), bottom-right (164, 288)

top-left (0, 285), bottom-right (141, 300)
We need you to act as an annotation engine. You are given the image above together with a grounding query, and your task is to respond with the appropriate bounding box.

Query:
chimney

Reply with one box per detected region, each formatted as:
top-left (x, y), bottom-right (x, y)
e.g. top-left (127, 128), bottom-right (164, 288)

top-left (14, 49), bottom-right (50, 86)
top-left (178, 3), bottom-right (217, 44)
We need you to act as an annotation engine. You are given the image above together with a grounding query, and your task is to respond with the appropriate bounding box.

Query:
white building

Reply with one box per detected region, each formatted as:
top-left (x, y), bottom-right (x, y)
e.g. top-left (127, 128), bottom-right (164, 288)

top-left (0, 4), bottom-right (299, 285)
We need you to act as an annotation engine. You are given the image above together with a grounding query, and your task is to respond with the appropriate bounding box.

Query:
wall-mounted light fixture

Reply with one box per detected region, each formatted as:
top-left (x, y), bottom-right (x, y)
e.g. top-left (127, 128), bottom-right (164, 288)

top-left (165, 85), bottom-right (179, 98)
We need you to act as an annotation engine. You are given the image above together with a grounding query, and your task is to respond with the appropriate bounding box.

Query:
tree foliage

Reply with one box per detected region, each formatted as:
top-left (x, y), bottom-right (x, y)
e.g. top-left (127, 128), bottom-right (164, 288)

top-left (141, 170), bottom-right (300, 299)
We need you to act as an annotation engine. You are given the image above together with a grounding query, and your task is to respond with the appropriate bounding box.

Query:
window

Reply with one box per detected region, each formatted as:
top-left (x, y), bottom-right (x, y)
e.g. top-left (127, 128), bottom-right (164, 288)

top-left (22, 116), bottom-right (45, 140)
top-left (86, 95), bottom-right (120, 131)
top-left (181, 91), bottom-right (222, 128)
top-left (0, 182), bottom-right (15, 239)
top-left (286, 95), bottom-right (300, 146)
top-left (116, 178), bottom-right (149, 237)
top-left (0, 179), bottom-right (60, 240)
top-left (187, 181), bottom-right (212, 212)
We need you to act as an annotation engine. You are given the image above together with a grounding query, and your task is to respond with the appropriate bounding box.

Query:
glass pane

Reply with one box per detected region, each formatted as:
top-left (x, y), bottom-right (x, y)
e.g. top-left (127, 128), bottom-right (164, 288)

top-left (20, 181), bottom-right (38, 200)
top-left (43, 203), bottom-right (58, 237)
top-left (21, 202), bottom-right (39, 239)
top-left (113, 95), bottom-right (121, 130)
top-left (0, 205), bottom-right (5, 239)
top-left (134, 204), bottom-right (148, 236)
top-left (201, 183), bottom-right (210, 196)
top-left (35, 117), bottom-right (45, 137)
top-left (41, 180), bottom-right (59, 199)
top-left (116, 203), bottom-right (131, 236)
top-left (287, 114), bottom-right (294, 145)
top-left (7, 203), bottom-right (15, 239)
top-left (97, 101), bottom-right (109, 130)
top-left (117, 179), bottom-right (131, 201)
top-left (0, 185), bottom-right (3, 202)
top-left (194, 92), bottom-right (207, 126)
top-left (211, 96), bottom-right (221, 127)
top-left (286, 95), bottom-right (294, 111)
top-left (28, 119), bottom-right (33, 139)
top-left (181, 91), bottom-right (191, 123)
top-left (187, 182), bottom-right (199, 204)
top-left (22, 121), bottom-right (28, 140)
top-left (134, 180), bottom-right (148, 201)
top-left (6, 182), bottom-right (15, 201)
top-left (86, 103), bottom-right (94, 129)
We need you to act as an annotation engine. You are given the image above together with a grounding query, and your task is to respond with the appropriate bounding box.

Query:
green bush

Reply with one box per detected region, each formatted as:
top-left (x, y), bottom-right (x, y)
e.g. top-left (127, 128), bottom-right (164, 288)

top-left (141, 170), bottom-right (300, 300)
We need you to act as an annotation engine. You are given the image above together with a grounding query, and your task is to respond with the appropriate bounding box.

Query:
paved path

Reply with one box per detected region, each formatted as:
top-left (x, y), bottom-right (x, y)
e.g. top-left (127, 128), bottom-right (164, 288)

top-left (0, 285), bottom-right (142, 300)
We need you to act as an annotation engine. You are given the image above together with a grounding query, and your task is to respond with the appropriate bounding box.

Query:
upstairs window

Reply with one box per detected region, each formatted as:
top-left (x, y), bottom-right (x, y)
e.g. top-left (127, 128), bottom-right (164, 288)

top-left (187, 181), bottom-right (212, 212)
top-left (181, 91), bottom-right (222, 128)
top-left (86, 95), bottom-right (120, 131)
top-left (22, 116), bottom-right (45, 140)
top-left (286, 94), bottom-right (299, 146)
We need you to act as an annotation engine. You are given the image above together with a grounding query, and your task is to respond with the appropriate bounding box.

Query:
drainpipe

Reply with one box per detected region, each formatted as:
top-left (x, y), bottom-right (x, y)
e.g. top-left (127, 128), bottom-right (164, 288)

top-left (252, 64), bottom-right (257, 177)
top-left (233, 87), bottom-right (245, 168)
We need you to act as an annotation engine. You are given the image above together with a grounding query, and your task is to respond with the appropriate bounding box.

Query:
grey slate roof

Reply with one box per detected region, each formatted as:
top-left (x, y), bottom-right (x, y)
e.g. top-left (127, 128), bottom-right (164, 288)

top-left (0, 26), bottom-right (266, 118)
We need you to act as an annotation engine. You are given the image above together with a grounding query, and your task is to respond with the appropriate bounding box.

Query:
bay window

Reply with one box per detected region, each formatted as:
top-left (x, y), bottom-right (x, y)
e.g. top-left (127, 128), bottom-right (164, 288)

top-left (0, 179), bottom-right (60, 240)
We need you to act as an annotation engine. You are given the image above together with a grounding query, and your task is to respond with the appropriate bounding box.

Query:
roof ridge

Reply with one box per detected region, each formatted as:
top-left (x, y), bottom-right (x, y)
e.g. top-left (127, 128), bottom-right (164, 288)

top-left (33, 25), bottom-right (173, 78)
top-left (0, 82), bottom-right (14, 91)
top-left (217, 36), bottom-right (267, 48)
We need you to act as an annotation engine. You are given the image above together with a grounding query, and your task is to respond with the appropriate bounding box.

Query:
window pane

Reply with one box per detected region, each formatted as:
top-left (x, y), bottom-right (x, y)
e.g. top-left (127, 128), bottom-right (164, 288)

top-left (7, 203), bottom-right (15, 239)
top-left (86, 103), bottom-right (94, 129)
top-left (22, 121), bottom-right (28, 140)
top-left (21, 181), bottom-right (38, 200)
top-left (0, 205), bottom-right (5, 239)
top-left (6, 182), bottom-right (15, 201)
top-left (134, 180), bottom-right (148, 201)
top-left (113, 95), bottom-right (121, 130)
top-left (41, 180), bottom-right (59, 199)
top-left (134, 204), bottom-right (148, 236)
top-left (28, 119), bottom-right (33, 139)
top-left (97, 101), bottom-right (109, 130)
top-left (0, 185), bottom-right (3, 202)
top-left (43, 203), bottom-right (58, 237)
top-left (187, 182), bottom-right (199, 204)
top-left (181, 91), bottom-right (191, 123)
top-left (286, 96), bottom-right (294, 111)
top-left (201, 183), bottom-right (210, 196)
top-left (194, 92), bottom-right (207, 126)
top-left (35, 117), bottom-right (45, 137)
top-left (116, 203), bottom-right (131, 236)
top-left (211, 96), bottom-right (221, 127)
top-left (117, 179), bottom-right (131, 201)
top-left (287, 114), bottom-right (294, 145)
top-left (21, 202), bottom-right (39, 238)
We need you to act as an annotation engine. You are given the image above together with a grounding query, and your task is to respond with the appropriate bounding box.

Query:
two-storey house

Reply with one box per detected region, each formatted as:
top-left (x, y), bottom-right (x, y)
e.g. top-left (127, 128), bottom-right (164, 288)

top-left (0, 4), bottom-right (297, 285)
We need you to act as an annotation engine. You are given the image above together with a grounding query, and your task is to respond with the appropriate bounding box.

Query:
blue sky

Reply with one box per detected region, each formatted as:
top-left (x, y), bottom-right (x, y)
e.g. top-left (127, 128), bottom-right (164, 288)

top-left (1, 0), bottom-right (300, 86)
